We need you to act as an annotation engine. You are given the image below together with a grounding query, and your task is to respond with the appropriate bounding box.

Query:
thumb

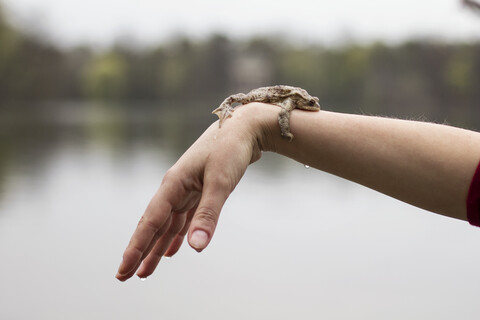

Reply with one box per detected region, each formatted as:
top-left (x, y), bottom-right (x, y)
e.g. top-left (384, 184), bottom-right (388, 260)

top-left (188, 175), bottom-right (231, 252)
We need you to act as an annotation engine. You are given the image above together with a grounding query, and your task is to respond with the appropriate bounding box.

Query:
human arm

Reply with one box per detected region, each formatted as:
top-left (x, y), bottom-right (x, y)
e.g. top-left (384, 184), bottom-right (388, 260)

top-left (116, 103), bottom-right (480, 281)
top-left (268, 108), bottom-right (480, 221)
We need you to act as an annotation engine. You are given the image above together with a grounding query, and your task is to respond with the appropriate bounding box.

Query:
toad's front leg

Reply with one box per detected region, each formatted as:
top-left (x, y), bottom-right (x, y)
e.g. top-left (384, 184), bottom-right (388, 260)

top-left (278, 99), bottom-right (295, 141)
top-left (212, 93), bottom-right (248, 128)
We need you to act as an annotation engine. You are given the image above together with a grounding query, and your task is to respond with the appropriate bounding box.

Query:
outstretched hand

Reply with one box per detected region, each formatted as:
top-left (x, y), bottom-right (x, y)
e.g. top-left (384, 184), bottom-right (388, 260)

top-left (116, 104), bottom-right (270, 281)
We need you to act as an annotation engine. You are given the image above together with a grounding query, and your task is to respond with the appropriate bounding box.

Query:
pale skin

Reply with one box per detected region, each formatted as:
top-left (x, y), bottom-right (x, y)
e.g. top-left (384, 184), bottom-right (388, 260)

top-left (116, 103), bottom-right (480, 281)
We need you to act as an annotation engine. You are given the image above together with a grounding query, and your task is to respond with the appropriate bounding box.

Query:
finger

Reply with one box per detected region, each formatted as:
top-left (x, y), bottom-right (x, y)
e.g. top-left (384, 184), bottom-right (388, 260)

top-left (164, 234), bottom-right (186, 258)
top-left (136, 212), bottom-right (187, 278)
top-left (116, 193), bottom-right (173, 280)
top-left (188, 174), bottom-right (231, 252)
top-left (116, 215), bottom-right (172, 281)
top-left (116, 260), bottom-right (142, 282)
top-left (135, 234), bottom-right (172, 278)
top-left (164, 208), bottom-right (195, 257)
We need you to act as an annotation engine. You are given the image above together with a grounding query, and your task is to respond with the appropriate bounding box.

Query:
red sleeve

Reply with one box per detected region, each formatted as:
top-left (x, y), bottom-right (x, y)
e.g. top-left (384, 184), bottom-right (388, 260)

top-left (467, 161), bottom-right (480, 227)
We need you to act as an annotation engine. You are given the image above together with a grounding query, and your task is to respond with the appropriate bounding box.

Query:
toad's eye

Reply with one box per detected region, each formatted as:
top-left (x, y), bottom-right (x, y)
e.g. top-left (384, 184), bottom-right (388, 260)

top-left (308, 100), bottom-right (316, 106)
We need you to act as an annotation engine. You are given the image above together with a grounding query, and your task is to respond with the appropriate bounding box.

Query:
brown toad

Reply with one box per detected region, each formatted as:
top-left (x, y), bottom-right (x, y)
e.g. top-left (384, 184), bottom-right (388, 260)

top-left (212, 85), bottom-right (320, 140)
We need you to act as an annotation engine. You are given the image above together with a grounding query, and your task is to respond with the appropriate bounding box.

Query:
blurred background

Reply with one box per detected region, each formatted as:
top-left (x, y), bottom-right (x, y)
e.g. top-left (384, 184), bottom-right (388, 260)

top-left (1, 0), bottom-right (480, 319)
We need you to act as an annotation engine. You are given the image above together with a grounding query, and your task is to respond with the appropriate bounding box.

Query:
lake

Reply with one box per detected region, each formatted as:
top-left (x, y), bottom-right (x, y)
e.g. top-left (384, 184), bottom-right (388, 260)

top-left (1, 102), bottom-right (480, 319)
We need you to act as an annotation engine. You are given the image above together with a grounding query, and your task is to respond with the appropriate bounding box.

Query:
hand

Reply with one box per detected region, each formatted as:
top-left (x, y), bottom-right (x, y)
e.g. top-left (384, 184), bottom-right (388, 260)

top-left (116, 103), bottom-right (271, 281)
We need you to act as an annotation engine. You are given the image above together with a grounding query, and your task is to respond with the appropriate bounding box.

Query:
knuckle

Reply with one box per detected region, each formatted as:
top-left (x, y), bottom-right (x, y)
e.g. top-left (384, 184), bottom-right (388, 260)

top-left (161, 167), bottom-right (182, 187)
top-left (209, 173), bottom-right (233, 193)
top-left (214, 171), bottom-right (231, 186)
top-left (124, 244), bottom-right (143, 262)
top-left (194, 207), bottom-right (219, 226)
top-left (130, 244), bottom-right (144, 257)
top-left (138, 215), bottom-right (161, 234)
top-left (162, 165), bottom-right (184, 182)
top-left (162, 168), bottom-right (176, 181)
top-left (149, 250), bottom-right (163, 260)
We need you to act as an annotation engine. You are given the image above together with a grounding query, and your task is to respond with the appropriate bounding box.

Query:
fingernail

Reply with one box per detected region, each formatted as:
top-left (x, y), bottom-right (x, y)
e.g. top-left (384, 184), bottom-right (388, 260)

top-left (116, 268), bottom-right (127, 278)
top-left (190, 230), bottom-right (209, 251)
top-left (117, 262), bottom-right (132, 280)
top-left (117, 262), bottom-right (127, 277)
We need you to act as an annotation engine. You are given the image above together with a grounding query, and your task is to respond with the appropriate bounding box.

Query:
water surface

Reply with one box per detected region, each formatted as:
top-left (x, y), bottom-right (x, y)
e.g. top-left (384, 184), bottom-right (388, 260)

top-left (1, 103), bottom-right (479, 319)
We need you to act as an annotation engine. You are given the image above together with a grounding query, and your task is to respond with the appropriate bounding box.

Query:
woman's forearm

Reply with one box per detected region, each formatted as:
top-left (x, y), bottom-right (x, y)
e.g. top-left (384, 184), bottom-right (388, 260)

top-left (256, 104), bottom-right (480, 221)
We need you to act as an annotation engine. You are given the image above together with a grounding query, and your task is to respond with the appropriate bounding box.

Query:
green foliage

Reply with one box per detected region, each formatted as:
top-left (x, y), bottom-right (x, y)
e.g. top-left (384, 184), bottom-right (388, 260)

top-left (83, 52), bottom-right (128, 100)
top-left (0, 0), bottom-right (479, 127)
top-left (0, 2), bottom-right (68, 101)
top-left (279, 49), bottom-right (323, 88)
top-left (0, 8), bottom-right (18, 73)
top-left (158, 39), bottom-right (195, 98)
top-left (445, 46), bottom-right (475, 96)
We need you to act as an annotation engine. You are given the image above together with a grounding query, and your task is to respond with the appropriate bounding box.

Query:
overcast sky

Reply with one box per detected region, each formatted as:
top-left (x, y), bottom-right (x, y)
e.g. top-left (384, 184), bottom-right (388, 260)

top-left (4, 0), bottom-right (480, 47)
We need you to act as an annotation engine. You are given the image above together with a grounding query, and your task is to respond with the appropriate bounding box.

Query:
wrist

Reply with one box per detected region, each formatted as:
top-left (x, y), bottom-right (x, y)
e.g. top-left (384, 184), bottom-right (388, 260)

top-left (234, 102), bottom-right (282, 153)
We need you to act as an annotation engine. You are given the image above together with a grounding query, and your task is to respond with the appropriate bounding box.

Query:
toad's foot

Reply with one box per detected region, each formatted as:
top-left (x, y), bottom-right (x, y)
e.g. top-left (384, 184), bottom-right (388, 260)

top-left (281, 131), bottom-right (294, 141)
top-left (212, 105), bottom-right (234, 128)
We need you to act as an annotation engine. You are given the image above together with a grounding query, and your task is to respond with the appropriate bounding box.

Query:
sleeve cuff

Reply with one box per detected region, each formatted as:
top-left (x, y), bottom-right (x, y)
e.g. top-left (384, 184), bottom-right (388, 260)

top-left (467, 160), bottom-right (480, 227)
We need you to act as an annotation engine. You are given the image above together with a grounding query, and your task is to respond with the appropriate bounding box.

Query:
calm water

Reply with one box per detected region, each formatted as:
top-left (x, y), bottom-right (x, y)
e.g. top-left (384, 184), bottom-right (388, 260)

top-left (1, 103), bottom-right (480, 319)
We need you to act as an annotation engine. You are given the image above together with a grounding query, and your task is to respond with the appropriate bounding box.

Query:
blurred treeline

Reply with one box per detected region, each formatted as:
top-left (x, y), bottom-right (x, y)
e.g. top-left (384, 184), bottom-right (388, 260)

top-left (0, 2), bottom-right (479, 128)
